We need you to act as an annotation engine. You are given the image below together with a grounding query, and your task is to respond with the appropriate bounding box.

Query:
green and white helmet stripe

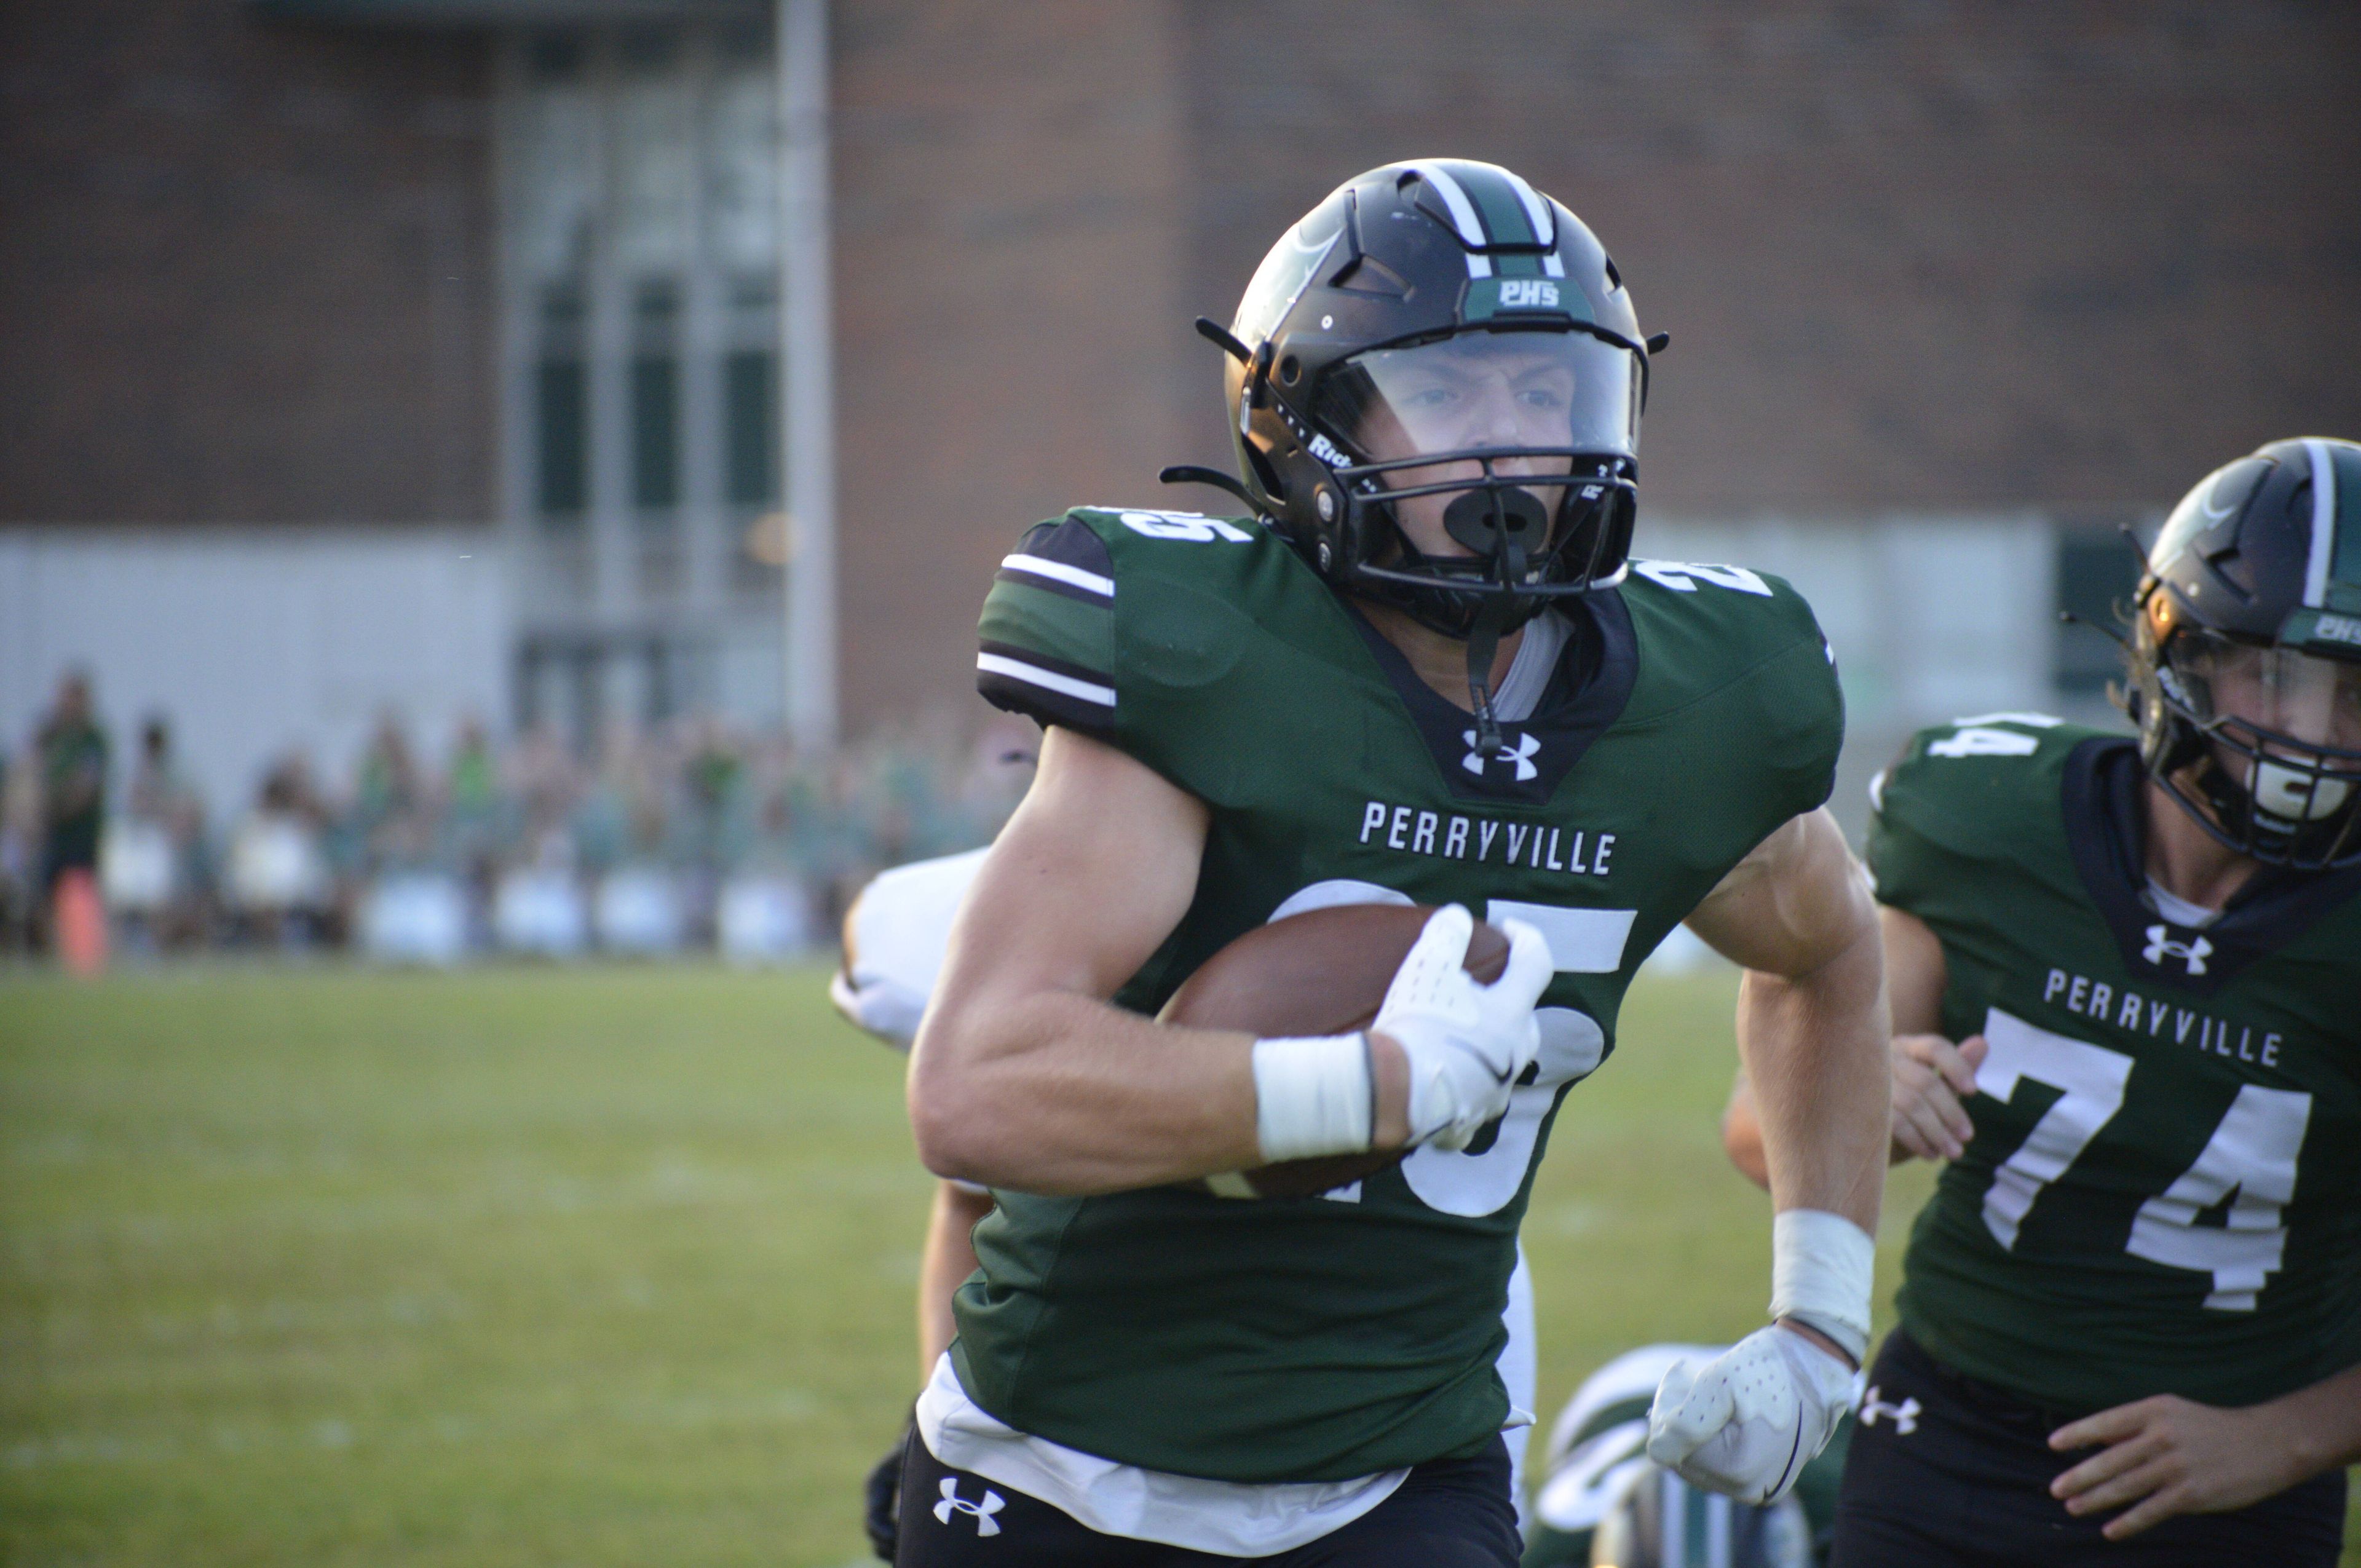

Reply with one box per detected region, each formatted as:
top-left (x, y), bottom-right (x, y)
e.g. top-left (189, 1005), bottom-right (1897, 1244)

top-left (1406, 160), bottom-right (1567, 279)
top-left (2283, 438), bottom-right (2361, 658)
top-left (2300, 438), bottom-right (2361, 611)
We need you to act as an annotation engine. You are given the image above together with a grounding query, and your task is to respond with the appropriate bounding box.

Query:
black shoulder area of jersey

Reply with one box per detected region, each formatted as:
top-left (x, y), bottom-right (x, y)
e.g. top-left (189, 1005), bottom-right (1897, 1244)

top-left (2060, 734), bottom-right (2361, 996)
top-left (973, 505), bottom-right (1345, 766)
top-left (975, 513), bottom-right (1123, 732)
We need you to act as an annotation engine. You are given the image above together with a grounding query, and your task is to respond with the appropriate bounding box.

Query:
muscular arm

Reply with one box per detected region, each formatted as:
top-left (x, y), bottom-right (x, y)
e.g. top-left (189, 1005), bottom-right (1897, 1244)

top-left (1686, 807), bottom-right (1888, 1237)
top-left (1723, 902), bottom-right (1958, 1186)
top-left (908, 726), bottom-right (1410, 1194)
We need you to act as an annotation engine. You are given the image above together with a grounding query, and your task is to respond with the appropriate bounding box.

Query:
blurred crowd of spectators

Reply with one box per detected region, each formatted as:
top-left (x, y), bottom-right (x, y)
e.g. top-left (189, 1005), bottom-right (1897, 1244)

top-left (0, 672), bottom-right (1034, 964)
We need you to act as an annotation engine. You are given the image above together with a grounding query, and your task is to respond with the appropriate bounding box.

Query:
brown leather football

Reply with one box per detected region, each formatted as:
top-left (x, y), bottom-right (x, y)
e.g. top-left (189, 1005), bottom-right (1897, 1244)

top-left (1158, 902), bottom-right (1510, 1199)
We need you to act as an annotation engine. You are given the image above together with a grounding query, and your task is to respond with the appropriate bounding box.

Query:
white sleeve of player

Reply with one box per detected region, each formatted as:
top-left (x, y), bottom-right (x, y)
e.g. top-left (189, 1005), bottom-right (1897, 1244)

top-left (831, 847), bottom-right (992, 1049)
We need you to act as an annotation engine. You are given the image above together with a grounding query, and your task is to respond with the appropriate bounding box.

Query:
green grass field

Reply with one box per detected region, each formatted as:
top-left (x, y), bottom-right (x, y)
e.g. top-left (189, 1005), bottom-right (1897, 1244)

top-left (2, 966), bottom-right (2352, 1566)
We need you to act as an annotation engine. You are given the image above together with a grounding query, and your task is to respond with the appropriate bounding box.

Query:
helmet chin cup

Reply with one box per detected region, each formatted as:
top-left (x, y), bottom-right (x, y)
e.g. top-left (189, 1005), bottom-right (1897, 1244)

top-left (2250, 758), bottom-right (2353, 824)
top-left (2147, 692), bottom-right (2361, 871)
top-left (1443, 485), bottom-right (1549, 561)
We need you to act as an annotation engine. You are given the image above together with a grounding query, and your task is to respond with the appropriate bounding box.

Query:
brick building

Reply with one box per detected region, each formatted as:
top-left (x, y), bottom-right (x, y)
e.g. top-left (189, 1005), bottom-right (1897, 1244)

top-left (4, 0), bottom-right (2358, 807)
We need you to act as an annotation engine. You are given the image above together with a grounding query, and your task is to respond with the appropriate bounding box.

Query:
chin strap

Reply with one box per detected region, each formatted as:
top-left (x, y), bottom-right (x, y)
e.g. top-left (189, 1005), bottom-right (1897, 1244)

top-left (1463, 534), bottom-right (1530, 758)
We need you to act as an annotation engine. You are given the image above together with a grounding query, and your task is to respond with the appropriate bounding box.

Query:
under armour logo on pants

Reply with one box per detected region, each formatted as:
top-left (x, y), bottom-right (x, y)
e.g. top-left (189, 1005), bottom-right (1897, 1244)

top-left (933, 1477), bottom-right (1005, 1537)
top-left (1857, 1385), bottom-right (1921, 1435)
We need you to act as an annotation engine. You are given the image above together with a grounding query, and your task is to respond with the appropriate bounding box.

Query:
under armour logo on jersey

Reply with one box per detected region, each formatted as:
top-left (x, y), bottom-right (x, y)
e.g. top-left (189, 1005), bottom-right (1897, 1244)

top-left (1857, 1385), bottom-right (1920, 1435)
top-left (1461, 729), bottom-right (1541, 782)
top-left (933, 1478), bottom-right (1005, 1536)
top-left (2142, 925), bottom-right (2213, 976)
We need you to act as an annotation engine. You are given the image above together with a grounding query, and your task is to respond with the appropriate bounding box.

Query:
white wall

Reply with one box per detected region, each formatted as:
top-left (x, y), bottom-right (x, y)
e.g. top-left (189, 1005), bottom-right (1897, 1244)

top-left (0, 527), bottom-right (509, 819)
top-left (1642, 513), bottom-right (2111, 838)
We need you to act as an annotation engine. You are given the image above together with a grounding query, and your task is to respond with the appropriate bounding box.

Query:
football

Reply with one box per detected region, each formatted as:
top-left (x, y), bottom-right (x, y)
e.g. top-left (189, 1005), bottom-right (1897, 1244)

top-left (1158, 902), bottom-right (1511, 1199)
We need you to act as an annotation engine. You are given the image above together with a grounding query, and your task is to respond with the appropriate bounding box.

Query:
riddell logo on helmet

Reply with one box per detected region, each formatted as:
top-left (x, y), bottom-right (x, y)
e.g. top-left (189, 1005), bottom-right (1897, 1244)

top-left (2316, 612), bottom-right (2361, 646)
top-left (1497, 279), bottom-right (1560, 309)
top-left (1308, 432), bottom-right (1350, 468)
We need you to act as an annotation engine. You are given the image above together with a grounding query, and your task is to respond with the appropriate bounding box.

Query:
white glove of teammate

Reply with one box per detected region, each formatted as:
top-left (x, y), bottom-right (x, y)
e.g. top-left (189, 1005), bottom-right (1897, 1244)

top-left (1370, 905), bottom-right (1552, 1152)
top-left (1645, 1324), bottom-right (1861, 1504)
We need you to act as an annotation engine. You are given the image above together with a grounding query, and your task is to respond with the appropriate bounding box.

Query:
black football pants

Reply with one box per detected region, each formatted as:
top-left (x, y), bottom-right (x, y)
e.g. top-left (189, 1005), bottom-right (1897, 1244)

top-left (896, 1429), bottom-right (1522, 1567)
top-left (1829, 1330), bottom-right (2347, 1568)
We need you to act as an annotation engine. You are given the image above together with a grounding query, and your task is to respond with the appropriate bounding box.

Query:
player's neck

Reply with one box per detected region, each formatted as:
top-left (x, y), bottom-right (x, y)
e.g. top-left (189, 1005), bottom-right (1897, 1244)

top-left (2140, 775), bottom-right (2259, 913)
top-left (1355, 600), bottom-right (1524, 711)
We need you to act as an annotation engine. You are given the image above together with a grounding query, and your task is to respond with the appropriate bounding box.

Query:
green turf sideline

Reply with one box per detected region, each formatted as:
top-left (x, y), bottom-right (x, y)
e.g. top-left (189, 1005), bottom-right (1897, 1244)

top-left (2, 968), bottom-right (2352, 1566)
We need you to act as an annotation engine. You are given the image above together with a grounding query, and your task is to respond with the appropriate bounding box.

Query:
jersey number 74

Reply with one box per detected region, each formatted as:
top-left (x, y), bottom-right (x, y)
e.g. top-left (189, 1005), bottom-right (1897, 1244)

top-left (1973, 1007), bottom-right (2311, 1311)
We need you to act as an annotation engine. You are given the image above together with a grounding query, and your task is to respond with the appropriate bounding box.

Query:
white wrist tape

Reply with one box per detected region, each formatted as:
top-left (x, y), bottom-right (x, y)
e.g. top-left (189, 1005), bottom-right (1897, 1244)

top-left (1769, 1209), bottom-right (1874, 1363)
top-left (1251, 1033), bottom-right (1374, 1162)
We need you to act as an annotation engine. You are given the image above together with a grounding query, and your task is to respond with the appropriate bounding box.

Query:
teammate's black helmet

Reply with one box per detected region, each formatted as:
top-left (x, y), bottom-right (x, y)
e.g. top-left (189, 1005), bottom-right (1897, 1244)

top-left (1185, 161), bottom-right (1656, 742)
top-left (2128, 437), bottom-right (2361, 870)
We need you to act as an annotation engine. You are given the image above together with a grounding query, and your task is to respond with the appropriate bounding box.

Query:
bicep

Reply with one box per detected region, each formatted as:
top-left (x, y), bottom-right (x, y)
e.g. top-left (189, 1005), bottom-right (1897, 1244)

top-left (1683, 807), bottom-right (1875, 978)
top-left (1880, 904), bottom-right (1948, 1035)
top-left (931, 725), bottom-right (1208, 1018)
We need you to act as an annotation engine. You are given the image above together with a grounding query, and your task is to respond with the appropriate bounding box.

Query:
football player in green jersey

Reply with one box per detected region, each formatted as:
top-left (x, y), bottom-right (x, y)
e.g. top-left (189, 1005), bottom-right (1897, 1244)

top-left (901, 160), bottom-right (1892, 1566)
top-left (833, 844), bottom-right (1549, 1557)
top-left (1727, 439), bottom-right (2361, 1566)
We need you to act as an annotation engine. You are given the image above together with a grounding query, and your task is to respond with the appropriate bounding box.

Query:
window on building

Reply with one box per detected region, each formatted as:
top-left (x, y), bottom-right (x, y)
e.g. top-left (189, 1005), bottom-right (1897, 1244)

top-left (534, 360), bottom-right (587, 521)
top-left (629, 355), bottom-right (679, 512)
top-left (527, 30), bottom-right (584, 81)
top-left (534, 286), bottom-right (587, 525)
top-left (724, 349), bottom-right (777, 508)
top-left (500, 22), bottom-right (792, 729)
top-left (630, 282), bottom-right (680, 515)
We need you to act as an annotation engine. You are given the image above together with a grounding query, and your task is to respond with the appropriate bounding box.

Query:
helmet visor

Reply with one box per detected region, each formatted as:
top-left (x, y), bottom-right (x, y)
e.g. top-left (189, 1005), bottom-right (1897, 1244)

top-left (2167, 631), bottom-right (2361, 753)
top-left (1318, 328), bottom-right (1642, 472)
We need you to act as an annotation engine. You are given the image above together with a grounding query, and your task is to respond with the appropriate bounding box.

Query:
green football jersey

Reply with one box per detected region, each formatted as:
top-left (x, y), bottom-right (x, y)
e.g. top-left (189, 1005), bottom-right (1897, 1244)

top-left (1874, 715), bottom-right (2361, 1415)
top-left (955, 506), bottom-right (1843, 1484)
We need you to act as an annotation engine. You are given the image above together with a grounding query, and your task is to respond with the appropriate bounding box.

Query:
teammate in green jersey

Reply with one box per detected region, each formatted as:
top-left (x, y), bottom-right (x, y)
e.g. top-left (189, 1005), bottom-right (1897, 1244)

top-left (1726, 438), bottom-right (2361, 1566)
top-left (901, 160), bottom-right (1892, 1567)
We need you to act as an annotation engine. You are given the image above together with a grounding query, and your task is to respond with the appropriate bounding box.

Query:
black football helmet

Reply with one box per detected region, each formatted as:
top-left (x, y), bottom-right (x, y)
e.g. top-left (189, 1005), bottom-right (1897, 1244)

top-left (2127, 437), bottom-right (2361, 870)
top-left (1173, 160), bottom-right (1658, 744)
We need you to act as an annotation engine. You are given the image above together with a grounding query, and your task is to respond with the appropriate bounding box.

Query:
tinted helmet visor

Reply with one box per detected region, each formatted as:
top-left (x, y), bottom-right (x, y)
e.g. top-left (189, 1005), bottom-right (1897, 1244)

top-left (1333, 327), bottom-right (1641, 469)
top-left (2162, 629), bottom-right (2361, 825)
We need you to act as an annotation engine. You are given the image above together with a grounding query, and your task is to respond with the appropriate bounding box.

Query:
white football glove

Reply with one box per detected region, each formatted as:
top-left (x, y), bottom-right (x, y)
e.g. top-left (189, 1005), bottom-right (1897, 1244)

top-left (1370, 905), bottom-right (1552, 1151)
top-left (1645, 1326), bottom-right (1860, 1504)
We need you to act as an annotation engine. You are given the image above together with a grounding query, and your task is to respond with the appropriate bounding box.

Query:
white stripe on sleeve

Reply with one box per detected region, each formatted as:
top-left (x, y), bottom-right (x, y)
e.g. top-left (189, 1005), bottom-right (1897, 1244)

top-left (976, 652), bottom-right (1117, 708)
top-left (1000, 553), bottom-right (1115, 599)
